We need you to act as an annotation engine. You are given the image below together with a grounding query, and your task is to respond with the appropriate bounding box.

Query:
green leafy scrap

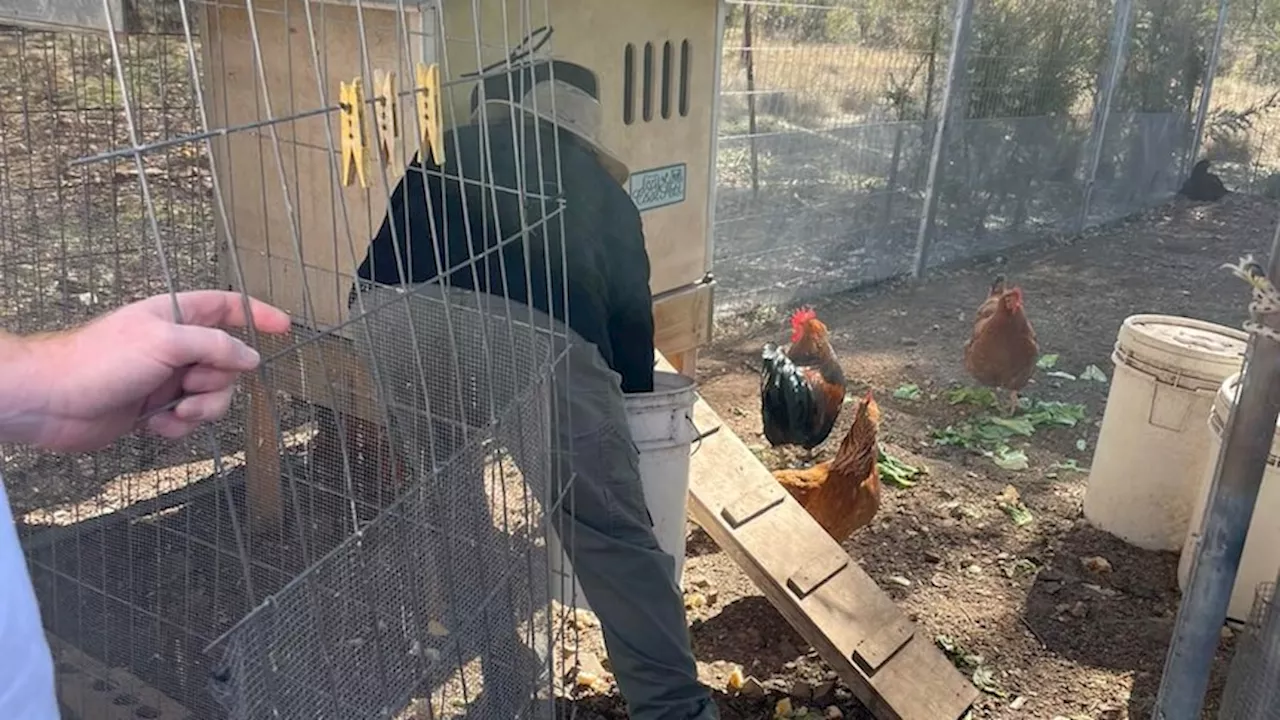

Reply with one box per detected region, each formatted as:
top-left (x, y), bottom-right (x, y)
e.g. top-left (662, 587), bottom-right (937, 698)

top-left (1036, 353), bottom-right (1059, 369)
top-left (946, 386), bottom-right (998, 408)
top-left (1080, 364), bottom-right (1109, 383)
top-left (997, 485), bottom-right (1035, 525)
top-left (877, 446), bottom-right (926, 488)
top-left (893, 383), bottom-right (922, 401)
top-left (1050, 459), bottom-right (1088, 473)
top-left (936, 635), bottom-right (984, 670)
top-left (991, 447), bottom-right (1030, 472)
top-left (934, 391), bottom-right (1086, 471)
top-left (972, 666), bottom-right (1010, 699)
top-left (1024, 400), bottom-right (1086, 428)
top-left (988, 415), bottom-right (1035, 436)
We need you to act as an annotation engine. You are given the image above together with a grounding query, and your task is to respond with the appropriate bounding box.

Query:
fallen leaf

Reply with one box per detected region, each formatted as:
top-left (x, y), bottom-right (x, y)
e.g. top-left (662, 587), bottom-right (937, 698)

top-left (1037, 353), bottom-right (1060, 369)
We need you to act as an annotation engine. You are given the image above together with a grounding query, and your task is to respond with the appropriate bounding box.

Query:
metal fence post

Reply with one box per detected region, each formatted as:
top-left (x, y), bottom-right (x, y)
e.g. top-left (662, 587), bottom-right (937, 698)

top-left (911, 0), bottom-right (975, 279)
top-left (1185, 0), bottom-right (1231, 177)
top-left (1153, 223), bottom-right (1280, 719)
top-left (1077, 0), bottom-right (1134, 234)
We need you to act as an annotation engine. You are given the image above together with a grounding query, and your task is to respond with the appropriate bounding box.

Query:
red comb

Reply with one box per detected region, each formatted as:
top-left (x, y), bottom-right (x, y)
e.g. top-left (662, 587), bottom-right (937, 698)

top-left (790, 306), bottom-right (818, 328)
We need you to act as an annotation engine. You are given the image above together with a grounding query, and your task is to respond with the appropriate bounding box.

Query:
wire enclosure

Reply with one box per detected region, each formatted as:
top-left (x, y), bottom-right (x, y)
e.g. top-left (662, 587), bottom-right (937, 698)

top-left (1, 0), bottom-right (596, 717)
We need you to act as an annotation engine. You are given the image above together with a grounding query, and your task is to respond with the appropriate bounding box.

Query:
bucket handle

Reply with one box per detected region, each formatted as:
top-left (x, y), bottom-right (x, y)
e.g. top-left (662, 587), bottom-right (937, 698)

top-left (688, 415), bottom-right (721, 455)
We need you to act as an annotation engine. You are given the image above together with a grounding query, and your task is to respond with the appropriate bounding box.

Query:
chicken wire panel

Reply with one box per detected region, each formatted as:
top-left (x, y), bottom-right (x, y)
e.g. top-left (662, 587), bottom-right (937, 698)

top-left (712, 0), bottom-right (948, 315)
top-left (0, 8), bottom-right (243, 719)
top-left (213, 378), bottom-right (562, 720)
top-left (711, 0), bottom-right (1232, 316)
top-left (1199, 4), bottom-right (1280, 197)
top-left (927, 0), bottom-right (1104, 267)
top-left (1083, 0), bottom-right (1218, 226)
top-left (1220, 582), bottom-right (1280, 719)
top-left (4, 0), bottom-right (591, 716)
top-left (0, 17), bottom-right (215, 333)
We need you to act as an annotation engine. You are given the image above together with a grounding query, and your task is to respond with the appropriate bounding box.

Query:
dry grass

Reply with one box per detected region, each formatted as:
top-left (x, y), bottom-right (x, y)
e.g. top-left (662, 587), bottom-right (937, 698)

top-left (719, 34), bottom-right (933, 135)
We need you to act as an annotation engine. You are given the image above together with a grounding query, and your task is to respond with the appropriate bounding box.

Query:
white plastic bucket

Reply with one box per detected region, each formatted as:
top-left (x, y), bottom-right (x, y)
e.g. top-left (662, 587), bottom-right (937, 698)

top-left (546, 371), bottom-right (698, 613)
top-left (1083, 315), bottom-right (1247, 551)
top-left (1178, 373), bottom-right (1280, 622)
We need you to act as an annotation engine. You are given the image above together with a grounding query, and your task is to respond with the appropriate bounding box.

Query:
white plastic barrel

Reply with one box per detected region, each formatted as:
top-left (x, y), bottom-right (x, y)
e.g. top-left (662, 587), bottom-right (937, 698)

top-left (1178, 373), bottom-right (1280, 622)
top-left (1083, 315), bottom-right (1246, 551)
top-left (546, 371), bottom-right (698, 613)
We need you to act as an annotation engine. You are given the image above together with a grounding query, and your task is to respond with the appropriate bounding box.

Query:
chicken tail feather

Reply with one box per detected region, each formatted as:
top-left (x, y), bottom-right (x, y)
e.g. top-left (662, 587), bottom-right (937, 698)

top-left (760, 346), bottom-right (819, 447)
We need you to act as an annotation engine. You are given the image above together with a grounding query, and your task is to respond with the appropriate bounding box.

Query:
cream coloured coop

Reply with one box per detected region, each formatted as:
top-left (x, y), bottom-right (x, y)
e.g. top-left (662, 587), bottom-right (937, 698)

top-left (0, 0), bottom-right (724, 718)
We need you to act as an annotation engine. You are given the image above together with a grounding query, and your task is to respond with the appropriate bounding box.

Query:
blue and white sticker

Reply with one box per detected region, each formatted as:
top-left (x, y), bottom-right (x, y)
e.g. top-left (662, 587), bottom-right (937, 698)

top-left (628, 163), bottom-right (687, 212)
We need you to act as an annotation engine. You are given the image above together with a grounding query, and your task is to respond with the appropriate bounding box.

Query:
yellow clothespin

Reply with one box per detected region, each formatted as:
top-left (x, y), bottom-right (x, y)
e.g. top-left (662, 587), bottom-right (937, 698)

top-left (372, 69), bottom-right (399, 165)
top-left (339, 77), bottom-right (368, 188)
top-left (414, 62), bottom-right (444, 167)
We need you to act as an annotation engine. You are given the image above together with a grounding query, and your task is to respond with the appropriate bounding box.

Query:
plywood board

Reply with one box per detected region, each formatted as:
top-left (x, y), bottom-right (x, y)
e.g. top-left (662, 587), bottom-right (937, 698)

top-left (655, 353), bottom-right (979, 720)
top-left (653, 280), bottom-right (713, 358)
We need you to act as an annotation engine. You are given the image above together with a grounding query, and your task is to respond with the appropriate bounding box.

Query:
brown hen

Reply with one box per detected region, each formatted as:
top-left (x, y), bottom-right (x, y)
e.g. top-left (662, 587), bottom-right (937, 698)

top-left (772, 391), bottom-right (882, 543)
top-left (964, 275), bottom-right (1039, 415)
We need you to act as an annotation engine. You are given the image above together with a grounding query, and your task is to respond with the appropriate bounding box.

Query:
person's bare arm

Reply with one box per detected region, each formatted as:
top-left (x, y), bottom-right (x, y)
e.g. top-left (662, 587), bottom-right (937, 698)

top-left (0, 330), bottom-right (53, 446)
top-left (0, 291), bottom-right (290, 452)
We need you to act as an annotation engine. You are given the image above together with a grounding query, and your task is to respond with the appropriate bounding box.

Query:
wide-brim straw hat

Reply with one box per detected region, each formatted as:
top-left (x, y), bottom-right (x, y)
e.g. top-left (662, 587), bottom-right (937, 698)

top-left (470, 62), bottom-right (630, 185)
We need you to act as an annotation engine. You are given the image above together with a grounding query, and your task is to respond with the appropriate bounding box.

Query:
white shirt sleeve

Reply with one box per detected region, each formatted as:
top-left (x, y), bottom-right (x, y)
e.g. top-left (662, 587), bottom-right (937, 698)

top-left (0, 473), bottom-right (60, 718)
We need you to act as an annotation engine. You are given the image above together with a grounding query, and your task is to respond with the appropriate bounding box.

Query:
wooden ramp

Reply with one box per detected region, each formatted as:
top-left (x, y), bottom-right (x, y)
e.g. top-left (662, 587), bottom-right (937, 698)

top-left (664, 360), bottom-right (979, 720)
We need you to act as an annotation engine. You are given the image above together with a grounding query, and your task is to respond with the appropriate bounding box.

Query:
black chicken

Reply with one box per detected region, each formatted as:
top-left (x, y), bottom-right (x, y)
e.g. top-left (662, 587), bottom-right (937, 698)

top-left (760, 307), bottom-right (847, 454)
top-left (1179, 159), bottom-right (1228, 202)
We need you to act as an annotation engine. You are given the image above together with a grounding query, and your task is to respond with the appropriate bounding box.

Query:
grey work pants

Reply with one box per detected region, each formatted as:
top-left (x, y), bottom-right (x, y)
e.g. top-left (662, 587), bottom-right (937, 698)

top-left (351, 282), bottom-right (716, 720)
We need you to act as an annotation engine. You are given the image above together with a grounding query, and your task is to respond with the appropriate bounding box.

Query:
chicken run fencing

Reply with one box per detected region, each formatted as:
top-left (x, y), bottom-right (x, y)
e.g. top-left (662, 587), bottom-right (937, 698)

top-left (710, 0), bottom-right (1280, 316)
top-left (0, 1), bottom-right (592, 718)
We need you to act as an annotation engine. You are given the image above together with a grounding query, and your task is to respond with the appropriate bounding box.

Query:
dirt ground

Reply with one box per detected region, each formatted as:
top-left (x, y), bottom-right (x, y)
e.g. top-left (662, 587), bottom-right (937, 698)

top-left (561, 192), bottom-right (1276, 720)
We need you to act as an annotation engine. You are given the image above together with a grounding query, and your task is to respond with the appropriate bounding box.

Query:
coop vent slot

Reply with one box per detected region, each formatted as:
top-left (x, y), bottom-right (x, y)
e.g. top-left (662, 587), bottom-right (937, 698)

top-left (623, 43), bottom-right (635, 125)
top-left (642, 41), bottom-right (655, 122)
top-left (679, 40), bottom-right (691, 117)
top-left (661, 41), bottom-right (673, 119)
top-left (623, 38), bottom-right (691, 124)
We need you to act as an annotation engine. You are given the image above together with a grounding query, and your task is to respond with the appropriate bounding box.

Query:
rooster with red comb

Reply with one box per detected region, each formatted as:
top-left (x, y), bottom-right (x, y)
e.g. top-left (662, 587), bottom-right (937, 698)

top-left (760, 306), bottom-right (848, 457)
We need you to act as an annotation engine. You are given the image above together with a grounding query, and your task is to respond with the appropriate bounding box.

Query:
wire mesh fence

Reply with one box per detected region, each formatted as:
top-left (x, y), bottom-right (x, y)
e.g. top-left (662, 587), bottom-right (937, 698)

top-left (1203, 1), bottom-right (1280, 196)
top-left (1220, 581), bottom-right (1280, 719)
top-left (711, 0), bottom-right (1280, 316)
top-left (713, 0), bottom-right (948, 313)
top-left (0, 0), bottom-right (604, 717)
